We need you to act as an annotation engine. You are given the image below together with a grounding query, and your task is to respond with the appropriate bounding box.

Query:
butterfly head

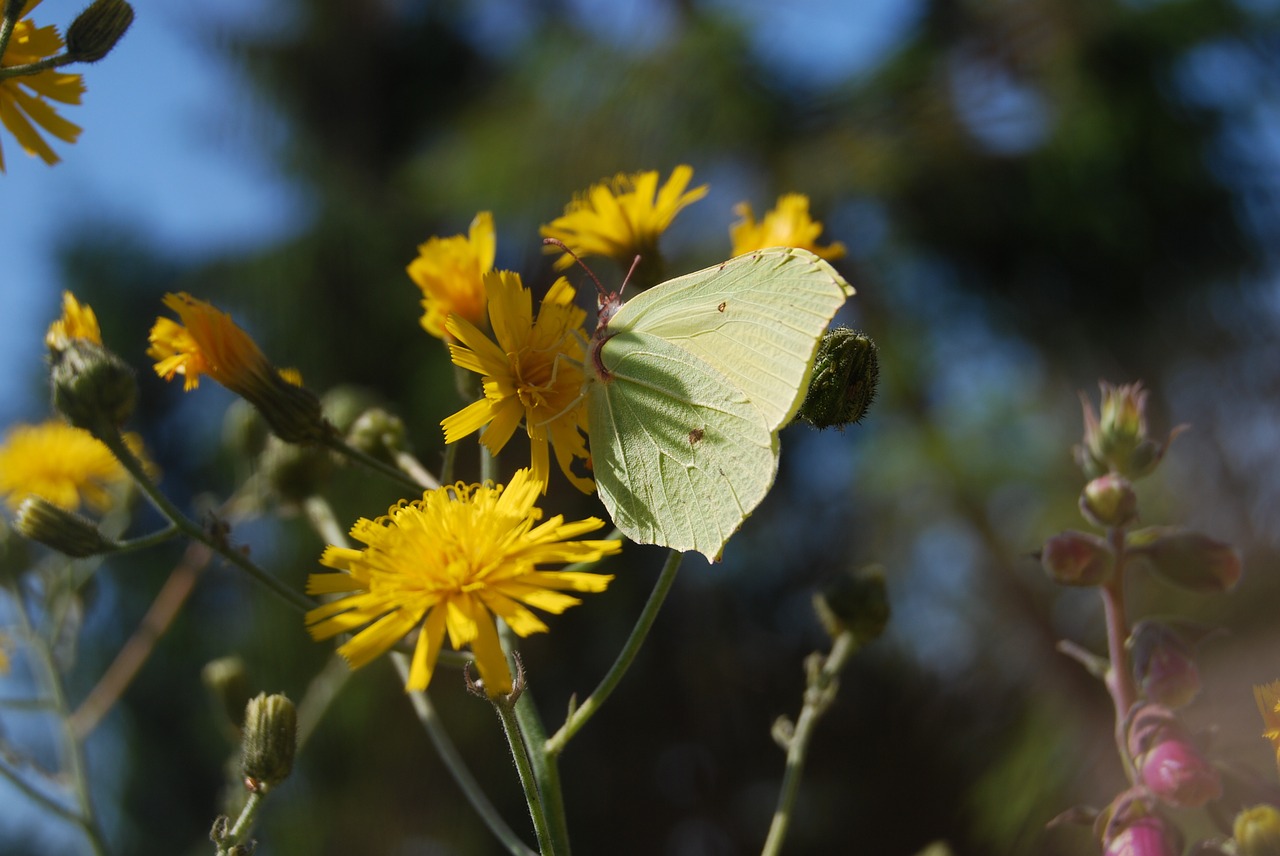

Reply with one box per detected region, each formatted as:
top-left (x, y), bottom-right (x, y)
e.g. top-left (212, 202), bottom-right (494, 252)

top-left (542, 238), bottom-right (638, 334)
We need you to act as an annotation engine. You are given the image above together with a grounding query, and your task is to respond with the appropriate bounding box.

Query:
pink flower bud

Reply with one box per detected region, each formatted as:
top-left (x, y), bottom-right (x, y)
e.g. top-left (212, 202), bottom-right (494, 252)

top-left (1139, 735), bottom-right (1222, 809)
top-left (1104, 813), bottom-right (1180, 856)
top-left (1040, 530), bottom-right (1115, 586)
top-left (1129, 528), bottom-right (1243, 593)
top-left (1129, 621), bottom-right (1202, 709)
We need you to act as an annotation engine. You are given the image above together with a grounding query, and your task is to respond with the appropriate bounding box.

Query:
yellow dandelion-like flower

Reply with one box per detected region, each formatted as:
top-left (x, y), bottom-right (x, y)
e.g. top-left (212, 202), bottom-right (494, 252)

top-left (1255, 680), bottom-right (1280, 776)
top-left (0, 0), bottom-right (84, 171)
top-left (0, 419), bottom-right (146, 512)
top-left (407, 211), bottom-right (495, 340)
top-left (45, 290), bottom-right (102, 350)
top-left (441, 270), bottom-right (593, 493)
top-left (541, 165), bottom-right (708, 270)
top-left (147, 293), bottom-right (324, 443)
top-left (730, 193), bottom-right (847, 260)
top-left (306, 467), bottom-right (620, 695)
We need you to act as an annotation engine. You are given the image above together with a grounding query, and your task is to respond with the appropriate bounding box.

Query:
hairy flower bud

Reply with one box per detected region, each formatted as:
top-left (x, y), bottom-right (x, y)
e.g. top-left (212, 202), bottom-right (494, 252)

top-left (1040, 530), bottom-right (1115, 586)
top-left (795, 328), bottom-right (878, 430)
top-left (259, 435), bottom-right (333, 505)
top-left (1080, 474), bottom-right (1139, 529)
top-left (1235, 804), bottom-right (1280, 856)
top-left (346, 407), bottom-right (409, 462)
top-left (813, 565), bottom-right (890, 644)
top-left (1128, 528), bottom-right (1242, 593)
top-left (50, 340), bottom-right (137, 432)
top-left (1129, 620), bottom-right (1204, 709)
top-left (66, 0), bottom-right (134, 62)
top-left (240, 693), bottom-right (296, 792)
top-left (14, 497), bottom-right (117, 557)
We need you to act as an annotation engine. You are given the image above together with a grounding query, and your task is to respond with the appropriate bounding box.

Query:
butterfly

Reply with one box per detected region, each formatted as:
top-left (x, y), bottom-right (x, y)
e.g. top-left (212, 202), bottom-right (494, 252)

top-left (579, 246), bottom-right (854, 561)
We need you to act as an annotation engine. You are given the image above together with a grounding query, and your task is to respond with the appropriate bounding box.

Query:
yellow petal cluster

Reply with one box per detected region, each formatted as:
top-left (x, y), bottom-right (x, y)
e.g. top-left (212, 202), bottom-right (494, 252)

top-left (0, 419), bottom-right (145, 511)
top-left (407, 211), bottom-right (495, 340)
top-left (1256, 680), bottom-right (1280, 776)
top-left (541, 165), bottom-right (707, 269)
top-left (730, 194), bottom-right (846, 260)
top-left (45, 290), bottom-right (102, 350)
top-left (442, 270), bottom-right (593, 493)
top-left (0, 0), bottom-right (84, 171)
top-left (306, 468), bottom-right (620, 695)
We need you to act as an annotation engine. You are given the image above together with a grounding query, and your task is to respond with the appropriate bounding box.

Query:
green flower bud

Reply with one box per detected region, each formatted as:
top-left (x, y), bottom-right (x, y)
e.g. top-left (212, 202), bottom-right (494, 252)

top-left (14, 496), bottom-right (117, 557)
top-left (346, 407), bottom-right (409, 462)
top-left (66, 0), bottom-right (134, 63)
top-left (240, 693), bottom-right (296, 792)
top-left (1040, 530), bottom-right (1115, 586)
top-left (202, 656), bottom-right (251, 732)
top-left (258, 435), bottom-right (333, 505)
top-left (795, 328), bottom-right (879, 430)
top-left (1235, 805), bottom-right (1280, 856)
top-left (1080, 474), bottom-right (1138, 529)
top-left (1127, 527), bottom-right (1242, 593)
top-left (50, 340), bottom-right (137, 432)
top-left (320, 385), bottom-right (383, 436)
top-left (813, 565), bottom-right (890, 644)
top-left (1074, 381), bottom-right (1184, 480)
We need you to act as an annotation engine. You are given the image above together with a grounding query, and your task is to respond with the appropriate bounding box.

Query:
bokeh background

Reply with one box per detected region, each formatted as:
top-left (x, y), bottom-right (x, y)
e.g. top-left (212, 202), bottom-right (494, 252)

top-left (4, 0), bottom-right (1280, 853)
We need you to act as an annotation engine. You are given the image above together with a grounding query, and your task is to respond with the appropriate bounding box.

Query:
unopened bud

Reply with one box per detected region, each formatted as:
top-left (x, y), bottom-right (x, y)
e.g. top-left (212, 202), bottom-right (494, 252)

top-left (1040, 530), bottom-right (1114, 586)
top-left (202, 657), bottom-right (250, 732)
top-left (240, 693), bottom-right (296, 792)
top-left (813, 565), bottom-right (889, 644)
top-left (259, 435), bottom-right (332, 505)
top-left (1075, 381), bottom-right (1183, 480)
top-left (1128, 704), bottom-right (1221, 809)
top-left (14, 497), bottom-right (118, 557)
top-left (320, 385), bottom-right (382, 436)
top-left (1103, 813), bottom-right (1181, 856)
top-left (1235, 804), bottom-right (1280, 856)
top-left (50, 340), bottom-right (137, 432)
top-left (1129, 620), bottom-right (1203, 709)
top-left (66, 0), bottom-right (134, 62)
top-left (1128, 528), bottom-right (1242, 593)
top-left (346, 408), bottom-right (409, 462)
top-left (795, 328), bottom-right (878, 430)
top-left (1080, 474), bottom-right (1138, 529)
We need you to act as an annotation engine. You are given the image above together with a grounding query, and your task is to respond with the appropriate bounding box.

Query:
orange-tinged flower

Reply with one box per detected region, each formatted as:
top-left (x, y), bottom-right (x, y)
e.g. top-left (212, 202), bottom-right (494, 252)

top-left (0, 419), bottom-right (146, 512)
top-left (442, 270), bottom-right (593, 493)
top-left (407, 211), bottom-right (495, 340)
top-left (730, 194), bottom-right (846, 260)
top-left (0, 0), bottom-right (84, 171)
top-left (45, 290), bottom-right (102, 350)
top-left (541, 165), bottom-right (707, 269)
top-left (147, 293), bottom-right (325, 443)
top-left (1255, 680), bottom-right (1280, 776)
top-left (306, 468), bottom-right (620, 695)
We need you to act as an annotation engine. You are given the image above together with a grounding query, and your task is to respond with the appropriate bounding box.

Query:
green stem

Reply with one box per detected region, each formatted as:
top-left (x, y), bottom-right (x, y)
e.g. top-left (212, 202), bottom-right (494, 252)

top-left (545, 548), bottom-right (681, 755)
top-left (1, 576), bottom-right (110, 856)
top-left (0, 52), bottom-right (75, 79)
top-left (392, 653), bottom-right (537, 856)
top-left (93, 421), bottom-right (314, 614)
top-left (219, 791), bottom-right (265, 853)
top-left (761, 633), bottom-right (857, 856)
top-left (322, 433), bottom-right (435, 493)
top-left (494, 691), bottom-right (557, 856)
top-left (440, 441), bottom-right (460, 485)
top-left (0, 1), bottom-right (25, 65)
top-left (1101, 525), bottom-right (1136, 779)
top-left (112, 523), bottom-right (181, 553)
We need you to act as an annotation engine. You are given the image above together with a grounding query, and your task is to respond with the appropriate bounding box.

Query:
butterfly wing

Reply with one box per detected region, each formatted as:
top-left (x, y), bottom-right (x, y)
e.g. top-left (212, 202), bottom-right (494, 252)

top-left (589, 329), bottom-right (777, 562)
top-left (608, 247), bottom-right (854, 432)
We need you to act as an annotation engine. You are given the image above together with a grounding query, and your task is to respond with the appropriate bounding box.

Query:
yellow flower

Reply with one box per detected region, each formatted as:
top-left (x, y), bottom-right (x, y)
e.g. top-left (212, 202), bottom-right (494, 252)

top-left (1255, 680), bottom-right (1280, 775)
top-left (148, 293), bottom-right (324, 443)
top-left (541, 165), bottom-right (708, 269)
top-left (442, 270), bottom-right (593, 493)
top-left (305, 468), bottom-right (620, 695)
top-left (0, 0), bottom-right (84, 171)
top-left (730, 193), bottom-right (847, 260)
top-left (45, 290), bottom-right (102, 350)
top-left (0, 419), bottom-right (145, 511)
top-left (407, 211), bottom-right (495, 340)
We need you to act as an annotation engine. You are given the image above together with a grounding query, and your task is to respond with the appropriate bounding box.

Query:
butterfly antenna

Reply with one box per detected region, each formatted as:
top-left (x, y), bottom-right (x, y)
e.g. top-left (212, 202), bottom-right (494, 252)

top-left (620, 254), bottom-right (642, 299)
top-left (543, 238), bottom-right (607, 299)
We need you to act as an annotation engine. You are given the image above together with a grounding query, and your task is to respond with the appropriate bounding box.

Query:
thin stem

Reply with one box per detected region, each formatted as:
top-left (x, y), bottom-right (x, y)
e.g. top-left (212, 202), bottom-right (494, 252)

top-left (220, 791), bottom-right (265, 853)
top-left (394, 449), bottom-right (440, 490)
top-left (302, 495), bottom-right (348, 547)
top-left (112, 523), bottom-right (181, 553)
top-left (294, 654), bottom-right (351, 752)
top-left (392, 653), bottom-right (537, 856)
top-left (494, 690), bottom-right (557, 856)
top-left (322, 433), bottom-right (434, 493)
top-left (0, 52), bottom-right (75, 79)
top-left (1101, 526), bottom-right (1136, 777)
top-left (69, 539), bottom-right (209, 739)
top-left (545, 548), bottom-right (681, 755)
top-left (0, 1), bottom-right (25, 64)
top-left (440, 441), bottom-right (460, 485)
top-left (93, 421), bottom-right (314, 614)
top-left (761, 633), bottom-right (858, 856)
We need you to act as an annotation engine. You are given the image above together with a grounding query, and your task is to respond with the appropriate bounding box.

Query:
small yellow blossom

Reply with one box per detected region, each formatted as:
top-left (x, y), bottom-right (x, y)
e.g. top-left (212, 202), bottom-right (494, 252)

top-left (306, 468), bottom-right (620, 695)
top-left (1255, 680), bottom-right (1280, 776)
top-left (730, 193), bottom-right (846, 260)
top-left (541, 165), bottom-right (708, 269)
top-left (45, 290), bottom-right (102, 350)
top-left (0, 0), bottom-right (84, 171)
top-left (0, 420), bottom-right (146, 511)
top-left (442, 270), bottom-right (593, 493)
top-left (148, 293), bottom-right (324, 443)
top-left (407, 211), bottom-right (495, 340)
